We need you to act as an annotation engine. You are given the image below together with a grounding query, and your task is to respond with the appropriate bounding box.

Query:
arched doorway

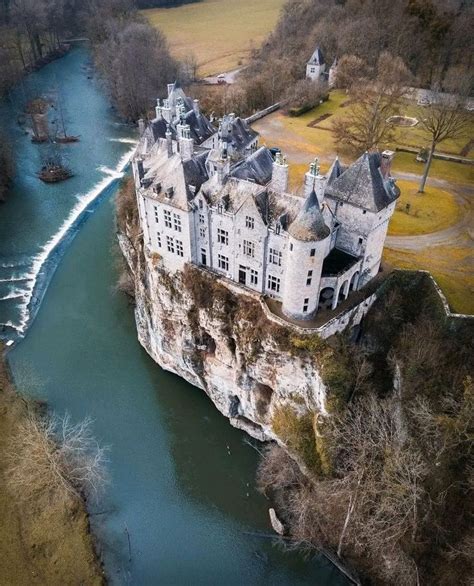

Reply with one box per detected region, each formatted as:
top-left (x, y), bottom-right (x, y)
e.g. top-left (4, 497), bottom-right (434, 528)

top-left (318, 287), bottom-right (334, 311)
top-left (338, 280), bottom-right (349, 303)
top-left (349, 271), bottom-right (359, 292)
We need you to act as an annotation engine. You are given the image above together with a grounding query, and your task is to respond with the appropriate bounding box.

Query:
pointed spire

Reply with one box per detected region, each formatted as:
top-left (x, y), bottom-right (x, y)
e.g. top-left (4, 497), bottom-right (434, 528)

top-left (288, 189), bottom-right (330, 242)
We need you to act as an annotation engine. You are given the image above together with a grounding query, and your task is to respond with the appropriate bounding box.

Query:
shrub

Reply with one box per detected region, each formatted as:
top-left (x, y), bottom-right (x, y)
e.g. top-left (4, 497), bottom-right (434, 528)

top-left (271, 405), bottom-right (321, 475)
top-left (7, 411), bottom-right (109, 504)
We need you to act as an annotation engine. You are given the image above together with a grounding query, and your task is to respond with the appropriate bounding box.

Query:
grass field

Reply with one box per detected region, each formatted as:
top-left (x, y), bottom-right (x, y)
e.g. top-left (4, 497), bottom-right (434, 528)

top-left (388, 180), bottom-right (461, 236)
top-left (384, 246), bottom-right (474, 315)
top-left (143, 0), bottom-right (285, 76)
top-left (254, 91), bottom-right (474, 185)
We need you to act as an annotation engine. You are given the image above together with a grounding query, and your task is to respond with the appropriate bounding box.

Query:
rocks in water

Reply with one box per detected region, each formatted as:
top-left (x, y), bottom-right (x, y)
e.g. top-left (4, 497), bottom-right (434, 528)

top-left (269, 508), bottom-right (285, 535)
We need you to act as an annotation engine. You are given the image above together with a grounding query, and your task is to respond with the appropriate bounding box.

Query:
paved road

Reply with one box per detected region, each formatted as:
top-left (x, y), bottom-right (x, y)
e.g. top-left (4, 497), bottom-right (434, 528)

top-left (202, 68), bottom-right (243, 85)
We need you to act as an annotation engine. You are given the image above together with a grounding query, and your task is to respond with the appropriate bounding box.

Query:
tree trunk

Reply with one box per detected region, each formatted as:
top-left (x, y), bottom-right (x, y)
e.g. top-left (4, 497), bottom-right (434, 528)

top-left (418, 138), bottom-right (436, 193)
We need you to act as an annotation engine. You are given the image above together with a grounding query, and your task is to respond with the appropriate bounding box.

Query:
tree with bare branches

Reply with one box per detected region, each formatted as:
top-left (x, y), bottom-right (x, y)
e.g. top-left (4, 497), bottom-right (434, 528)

top-left (332, 52), bottom-right (411, 153)
top-left (7, 410), bottom-right (109, 503)
top-left (416, 93), bottom-right (471, 192)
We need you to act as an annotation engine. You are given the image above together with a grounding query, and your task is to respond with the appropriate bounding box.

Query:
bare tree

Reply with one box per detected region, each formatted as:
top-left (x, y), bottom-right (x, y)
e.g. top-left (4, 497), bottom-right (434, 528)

top-left (7, 410), bottom-right (109, 503)
top-left (332, 52), bottom-right (411, 153)
top-left (416, 92), bottom-right (471, 192)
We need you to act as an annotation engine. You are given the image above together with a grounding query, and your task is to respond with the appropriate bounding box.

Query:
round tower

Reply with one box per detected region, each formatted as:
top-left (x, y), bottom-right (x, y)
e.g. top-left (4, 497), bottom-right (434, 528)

top-left (282, 190), bottom-right (330, 320)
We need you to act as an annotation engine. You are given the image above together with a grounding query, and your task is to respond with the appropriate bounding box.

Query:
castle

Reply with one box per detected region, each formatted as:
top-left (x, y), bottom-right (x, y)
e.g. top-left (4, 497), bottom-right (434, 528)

top-left (133, 83), bottom-right (399, 321)
top-left (306, 45), bottom-right (338, 88)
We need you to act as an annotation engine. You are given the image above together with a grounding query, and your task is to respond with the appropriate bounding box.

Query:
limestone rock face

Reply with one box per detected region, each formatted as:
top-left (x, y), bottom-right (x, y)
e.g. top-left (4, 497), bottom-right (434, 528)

top-left (118, 232), bottom-right (328, 443)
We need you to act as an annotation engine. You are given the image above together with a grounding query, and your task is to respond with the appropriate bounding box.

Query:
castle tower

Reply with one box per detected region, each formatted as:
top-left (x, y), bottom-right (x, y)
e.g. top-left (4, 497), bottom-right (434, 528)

top-left (177, 122), bottom-right (194, 161)
top-left (304, 159), bottom-right (326, 205)
top-left (282, 190), bottom-right (330, 320)
top-left (270, 152), bottom-right (289, 192)
top-left (306, 46), bottom-right (326, 81)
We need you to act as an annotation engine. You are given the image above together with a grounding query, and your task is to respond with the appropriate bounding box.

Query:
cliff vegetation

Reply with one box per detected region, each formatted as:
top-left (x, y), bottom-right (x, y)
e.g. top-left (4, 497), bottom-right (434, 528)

top-left (258, 272), bottom-right (474, 586)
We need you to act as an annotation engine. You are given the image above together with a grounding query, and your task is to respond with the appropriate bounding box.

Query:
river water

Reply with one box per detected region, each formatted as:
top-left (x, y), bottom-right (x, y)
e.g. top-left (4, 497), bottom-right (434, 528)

top-left (1, 48), bottom-right (346, 585)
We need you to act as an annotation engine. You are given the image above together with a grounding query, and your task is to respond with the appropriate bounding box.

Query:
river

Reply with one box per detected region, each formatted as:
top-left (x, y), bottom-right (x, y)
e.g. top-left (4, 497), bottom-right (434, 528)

top-left (0, 48), bottom-right (347, 585)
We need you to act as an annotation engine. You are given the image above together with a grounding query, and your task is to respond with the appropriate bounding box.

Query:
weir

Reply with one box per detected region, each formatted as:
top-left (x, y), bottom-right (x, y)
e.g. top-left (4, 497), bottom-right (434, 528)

top-left (1, 47), bottom-right (348, 585)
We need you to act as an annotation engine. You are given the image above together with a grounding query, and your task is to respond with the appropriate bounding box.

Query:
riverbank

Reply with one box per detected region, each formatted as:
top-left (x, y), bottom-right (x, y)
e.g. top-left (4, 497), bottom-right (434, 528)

top-left (0, 348), bottom-right (104, 585)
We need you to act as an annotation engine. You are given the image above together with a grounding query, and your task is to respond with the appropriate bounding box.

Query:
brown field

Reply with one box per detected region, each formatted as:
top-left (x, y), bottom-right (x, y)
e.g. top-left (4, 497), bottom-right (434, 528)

top-left (144, 0), bottom-right (285, 76)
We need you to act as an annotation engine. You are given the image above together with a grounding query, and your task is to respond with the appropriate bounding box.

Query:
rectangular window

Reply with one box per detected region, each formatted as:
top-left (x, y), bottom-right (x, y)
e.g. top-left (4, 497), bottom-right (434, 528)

top-left (154, 205), bottom-right (159, 223)
top-left (217, 254), bottom-right (229, 271)
top-left (310, 248), bottom-right (316, 257)
top-left (243, 240), bottom-right (255, 258)
top-left (173, 213), bottom-right (182, 232)
top-left (249, 269), bottom-right (258, 285)
top-left (164, 210), bottom-right (172, 229)
top-left (245, 216), bottom-right (254, 229)
top-left (217, 228), bottom-right (229, 245)
top-left (267, 275), bottom-right (280, 293)
top-left (166, 235), bottom-right (174, 253)
top-left (199, 199), bottom-right (203, 209)
top-left (269, 247), bottom-right (282, 266)
top-left (290, 243), bottom-right (293, 251)
top-left (157, 233), bottom-right (161, 248)
top-left (358, 237), bottom-right (363, 245)
top-left (306, 269), bottom-right (313, 286)
top-left (175, 240), bottom-right (184, 257)
top-left (303, 298), bottom-right (309, 313)
top-left (199, 227), bottom-right (206, 238)
top-left (199, 213), bottom-right (205, 224)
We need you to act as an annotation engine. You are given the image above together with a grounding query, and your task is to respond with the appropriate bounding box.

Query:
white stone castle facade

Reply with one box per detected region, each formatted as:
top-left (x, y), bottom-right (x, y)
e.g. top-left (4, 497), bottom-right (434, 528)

top-left (133, 83), bottom-right (400, 321)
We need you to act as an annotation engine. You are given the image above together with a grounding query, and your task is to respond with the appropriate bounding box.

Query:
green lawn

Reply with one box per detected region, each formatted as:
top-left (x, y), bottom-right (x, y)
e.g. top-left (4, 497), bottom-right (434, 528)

top-left (255, 90), bottom-right (474, 185)
top-left (388, 180), bottom-right (461, 236)
top-left (143, 0), bottom-right (285, 77)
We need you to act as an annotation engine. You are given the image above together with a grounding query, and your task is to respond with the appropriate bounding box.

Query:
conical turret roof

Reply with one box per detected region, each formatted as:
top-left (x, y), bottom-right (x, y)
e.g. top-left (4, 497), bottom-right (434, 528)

top-left (288, 190), bottom-right (330, 242)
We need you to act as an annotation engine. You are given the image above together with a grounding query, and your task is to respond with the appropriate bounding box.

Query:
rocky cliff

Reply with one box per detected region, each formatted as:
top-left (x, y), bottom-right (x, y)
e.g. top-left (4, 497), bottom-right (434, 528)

top-left (118, 229), bottom-right (329, 448)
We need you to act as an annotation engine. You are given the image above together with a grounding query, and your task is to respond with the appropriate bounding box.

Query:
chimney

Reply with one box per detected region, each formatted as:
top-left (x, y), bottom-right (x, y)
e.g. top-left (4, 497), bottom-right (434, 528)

top-left (304, 158), bottom-right (325, 204)
top-left (155, 98), bottom-right (162, 119)
top-left (162, 99), bottom-right (171, 123)
top-left (166, 125), bottom-right (173, 158)
top-left (178, 123), bottom-right (194, 162)
top-left (138, 119), bottom-right (146, 136)
top-left (380, 150), bottom-right (395, 179)
top-left (193, 99), bottom-right (200, 116)
top-left (271, 151), bottom-right (289, 192)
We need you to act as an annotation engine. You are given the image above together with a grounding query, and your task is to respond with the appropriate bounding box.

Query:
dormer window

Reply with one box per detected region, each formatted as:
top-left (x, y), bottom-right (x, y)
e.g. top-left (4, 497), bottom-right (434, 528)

top-left (154, 182), bottom-right (162, 194)
top-left (217, 204), bottom-right (223, 214)
top-left (166, 186), bottom-right (174, 199)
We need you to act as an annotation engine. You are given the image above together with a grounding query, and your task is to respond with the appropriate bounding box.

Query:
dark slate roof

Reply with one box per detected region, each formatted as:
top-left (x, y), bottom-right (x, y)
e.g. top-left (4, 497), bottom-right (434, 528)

top-left (230, 146), bottom-right (273, 185)
top-left (327, 157), bottom-right (344, 185)
top-left (322, 248), bottom-right (359, 277)
top-left (288, 189), bottom-right (330, 242)
top-left (183, 151), bottom-right (209, 198)
top-left (325, 152), bottom-right (400, 212)
top-left (184, 109), bottom-right (215, 144)
top-left (221, 117), bottom-right (257, 154)
top-left (308, 46), bottom-right (325, 66)
top-left (147, 117), bottom-right (173, 142)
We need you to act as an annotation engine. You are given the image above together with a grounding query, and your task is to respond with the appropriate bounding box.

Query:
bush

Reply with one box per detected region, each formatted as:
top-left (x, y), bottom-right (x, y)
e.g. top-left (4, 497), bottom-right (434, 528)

top-left (271, 405), bottom-right (321, 475)
top-left (7, 411), bottom-right (109, 504)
